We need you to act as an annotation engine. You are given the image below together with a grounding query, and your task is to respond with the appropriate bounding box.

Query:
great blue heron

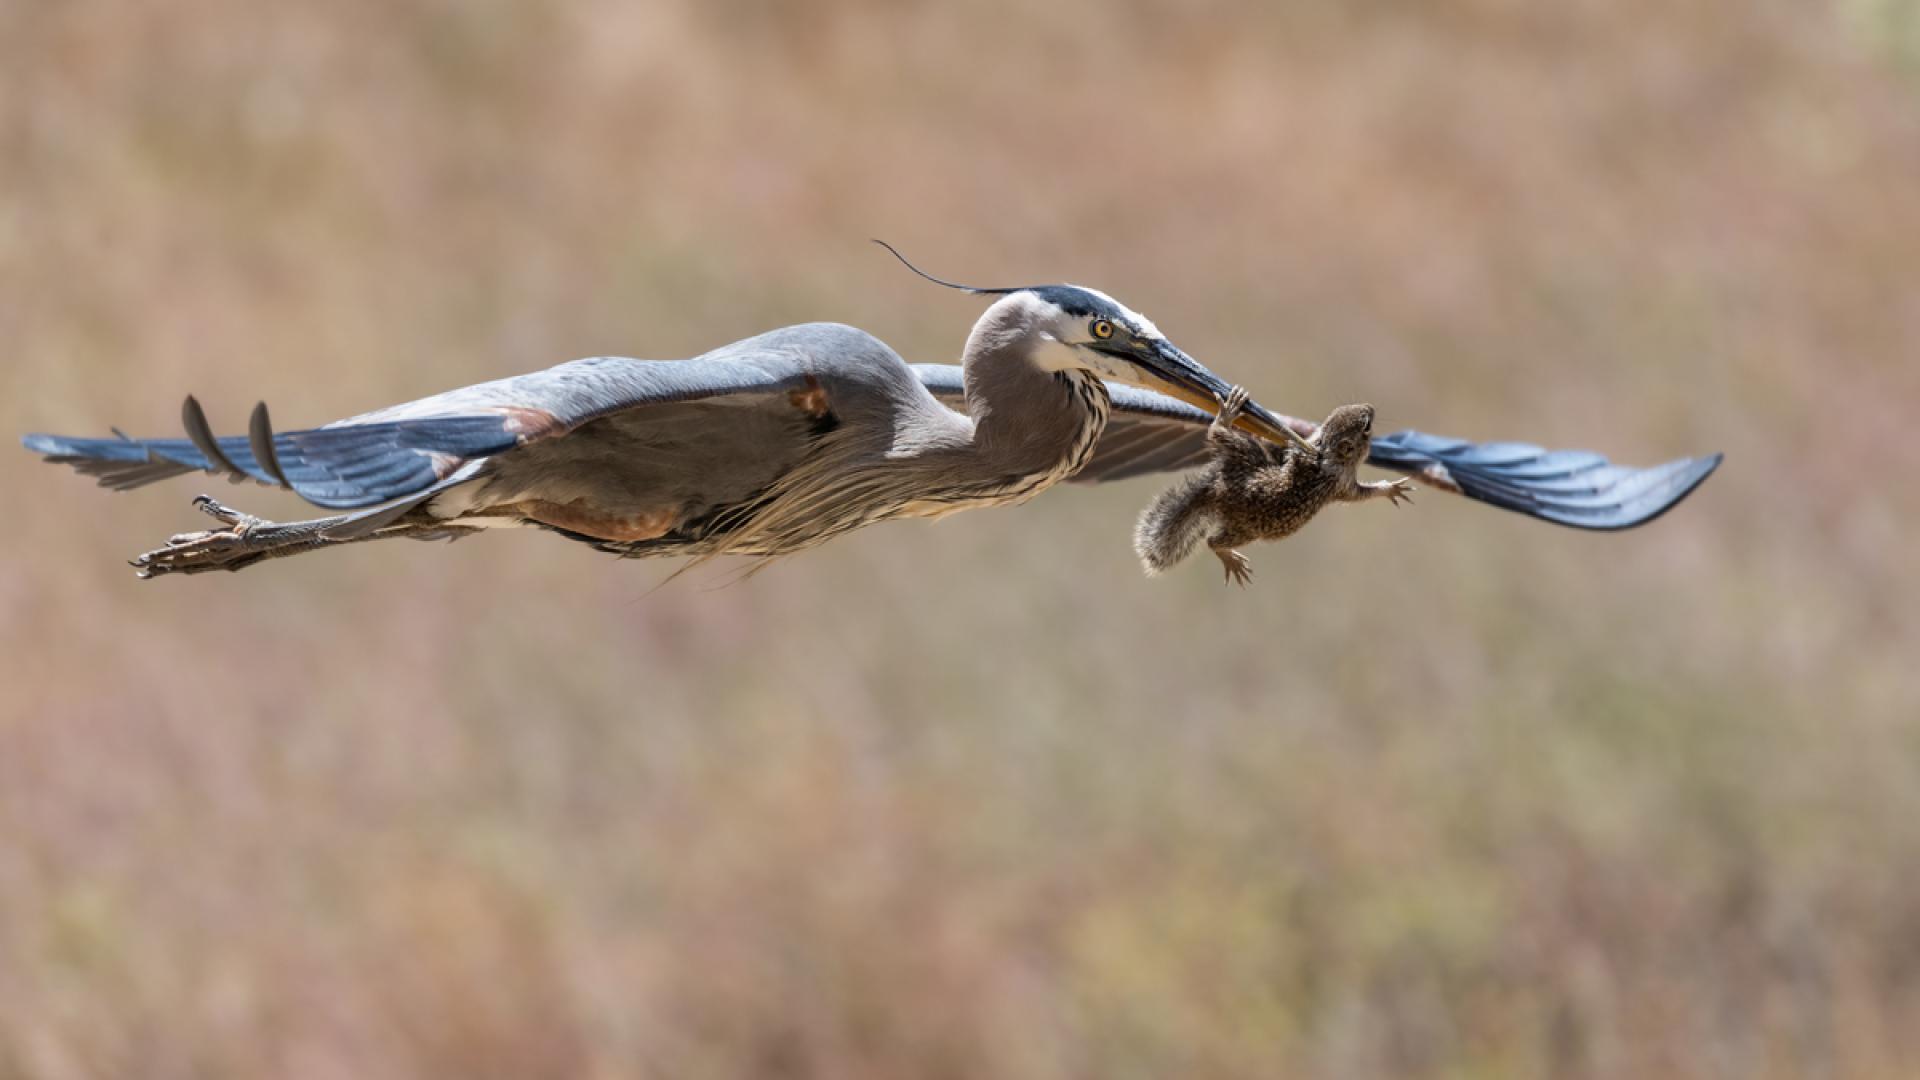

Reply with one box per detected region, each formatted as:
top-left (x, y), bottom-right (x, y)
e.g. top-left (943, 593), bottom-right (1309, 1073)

top-left (21, 248), bottom-right (1721, 578)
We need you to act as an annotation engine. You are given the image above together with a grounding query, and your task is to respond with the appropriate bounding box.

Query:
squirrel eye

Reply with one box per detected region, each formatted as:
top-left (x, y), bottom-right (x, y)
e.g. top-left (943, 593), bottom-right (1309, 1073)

top-left (1090, 319), bottom-right (1114, 340)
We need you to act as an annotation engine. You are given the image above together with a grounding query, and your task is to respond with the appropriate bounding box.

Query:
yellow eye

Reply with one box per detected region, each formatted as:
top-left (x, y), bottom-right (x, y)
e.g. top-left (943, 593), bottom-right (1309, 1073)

top-left (1091, 319), bottom-right (1114, 340)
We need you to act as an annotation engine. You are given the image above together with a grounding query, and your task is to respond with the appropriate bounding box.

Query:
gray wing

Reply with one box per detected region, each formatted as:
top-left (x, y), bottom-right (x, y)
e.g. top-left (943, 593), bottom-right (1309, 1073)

top-left (914, 364), bottom-right (1722, 531)
top-left (24, 324), bottom-right (884, 514)
top-left (1360, 432), bottom-right (1722, 531)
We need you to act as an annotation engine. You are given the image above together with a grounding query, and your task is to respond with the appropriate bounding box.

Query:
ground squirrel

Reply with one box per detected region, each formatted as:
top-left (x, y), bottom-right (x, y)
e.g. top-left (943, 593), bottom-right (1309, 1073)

top-left (1135, 387), bottom-right (1413, 586)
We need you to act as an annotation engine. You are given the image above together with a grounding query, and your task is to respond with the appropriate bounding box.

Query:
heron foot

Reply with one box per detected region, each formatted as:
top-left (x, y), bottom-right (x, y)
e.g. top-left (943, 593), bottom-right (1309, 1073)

top-left (131, 496), bottom-right (276, 578)
top-left (1213, 547), bottom-right (1253, 588)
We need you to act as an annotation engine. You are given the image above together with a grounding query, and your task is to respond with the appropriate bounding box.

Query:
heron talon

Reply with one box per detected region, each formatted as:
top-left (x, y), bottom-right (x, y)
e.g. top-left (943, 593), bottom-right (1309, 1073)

top-left (131, 497), bottom-right (275, 577)
top-left (192, 495), bottom-right (260, 531)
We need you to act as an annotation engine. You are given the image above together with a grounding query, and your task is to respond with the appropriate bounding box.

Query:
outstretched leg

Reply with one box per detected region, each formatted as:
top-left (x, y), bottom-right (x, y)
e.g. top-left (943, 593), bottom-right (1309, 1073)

top-left (1206, 386), bottom-right (1250, 445)
top-left (1206, 387), bottom-right (1279, 482)
top-left (1212, 546), bottom-right (1253, 588)
top-left (132, 495), bottom-right (449, 578)
top-left (1341, 478), bottom-right (1416, 506)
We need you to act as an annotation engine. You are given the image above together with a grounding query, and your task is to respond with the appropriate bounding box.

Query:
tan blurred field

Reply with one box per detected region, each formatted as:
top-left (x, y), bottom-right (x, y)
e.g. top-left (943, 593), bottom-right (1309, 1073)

top-left (3, 1), bottom-right (1919, 1076)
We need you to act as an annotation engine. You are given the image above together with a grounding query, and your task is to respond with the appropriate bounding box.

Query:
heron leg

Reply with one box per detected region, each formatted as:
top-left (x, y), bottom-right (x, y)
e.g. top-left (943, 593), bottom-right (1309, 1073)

top-left (131, 495), bottom-right (442, 578)
top-left (1212, 546), bottom-right (1253, 588)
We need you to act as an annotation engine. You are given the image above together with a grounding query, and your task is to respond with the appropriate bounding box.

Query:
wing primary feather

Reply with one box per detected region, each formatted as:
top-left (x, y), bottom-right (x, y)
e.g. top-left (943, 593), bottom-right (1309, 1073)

top-left (249, 402), bottom-right (291, 489)
top-left (181, 396), bottom-right (244, 481)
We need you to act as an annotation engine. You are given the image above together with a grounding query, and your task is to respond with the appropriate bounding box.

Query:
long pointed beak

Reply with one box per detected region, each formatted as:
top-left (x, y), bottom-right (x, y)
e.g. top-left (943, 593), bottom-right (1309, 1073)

top-left (1126, 339), bottom-right (1318, 453)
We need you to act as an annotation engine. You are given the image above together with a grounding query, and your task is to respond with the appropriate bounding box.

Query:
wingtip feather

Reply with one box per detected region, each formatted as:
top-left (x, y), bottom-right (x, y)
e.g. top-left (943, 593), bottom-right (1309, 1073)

top-left (249, 401), bottom-right (292, 489)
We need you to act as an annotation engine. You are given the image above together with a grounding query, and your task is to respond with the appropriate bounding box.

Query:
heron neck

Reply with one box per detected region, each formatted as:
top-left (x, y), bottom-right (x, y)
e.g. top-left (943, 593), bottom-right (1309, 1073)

top-left (960, 341), bottom-right (1110, 485)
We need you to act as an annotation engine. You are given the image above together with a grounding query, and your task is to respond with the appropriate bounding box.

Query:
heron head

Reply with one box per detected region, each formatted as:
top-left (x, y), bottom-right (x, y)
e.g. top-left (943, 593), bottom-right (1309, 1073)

top-left (875, 241), bottom-right (1317, 453)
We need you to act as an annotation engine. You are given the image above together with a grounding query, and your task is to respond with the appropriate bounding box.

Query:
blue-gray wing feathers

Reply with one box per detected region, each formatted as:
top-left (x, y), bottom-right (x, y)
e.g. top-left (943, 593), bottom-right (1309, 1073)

top-left (21, 326), bottom-right (866, 511)
top-left (1365, 431), bottom-right (1722, 531)
top-left (21, 414), bottom-right (517, 509)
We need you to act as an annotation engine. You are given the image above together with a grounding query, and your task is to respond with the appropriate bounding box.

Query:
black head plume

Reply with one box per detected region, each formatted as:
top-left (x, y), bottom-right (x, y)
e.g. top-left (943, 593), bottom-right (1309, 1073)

top-left (871, 240), bottom-right (1021, 296)
top-left (871, 241), bottom-right (1147, 331)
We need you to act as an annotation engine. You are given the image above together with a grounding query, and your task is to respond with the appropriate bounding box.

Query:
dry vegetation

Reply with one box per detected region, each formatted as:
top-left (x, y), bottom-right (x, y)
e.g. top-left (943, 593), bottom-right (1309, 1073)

top-left (3, 1), bottom-right (1918, 1076)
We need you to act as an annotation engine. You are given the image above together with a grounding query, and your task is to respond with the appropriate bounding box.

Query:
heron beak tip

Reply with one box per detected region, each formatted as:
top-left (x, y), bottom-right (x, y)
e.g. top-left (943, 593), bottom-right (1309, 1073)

top-left (1242, 408), bottom-right (1318, 453)
top-left (1131, 346), bottom-right (1316, 454)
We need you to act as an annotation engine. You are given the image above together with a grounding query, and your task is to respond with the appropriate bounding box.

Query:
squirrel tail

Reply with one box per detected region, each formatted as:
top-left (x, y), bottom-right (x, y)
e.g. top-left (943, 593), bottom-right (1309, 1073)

top-left (1134, 475), bottom-right (1218, 576)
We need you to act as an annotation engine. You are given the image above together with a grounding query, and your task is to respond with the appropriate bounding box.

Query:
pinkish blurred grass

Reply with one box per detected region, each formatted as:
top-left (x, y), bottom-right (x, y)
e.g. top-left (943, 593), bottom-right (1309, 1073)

top-left (3, 1), bottom-right (1919, 1077)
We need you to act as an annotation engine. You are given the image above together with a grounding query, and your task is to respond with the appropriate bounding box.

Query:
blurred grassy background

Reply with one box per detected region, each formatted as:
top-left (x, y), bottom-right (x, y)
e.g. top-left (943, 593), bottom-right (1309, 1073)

top-left (3, 1), bottom-right (1918, 1076)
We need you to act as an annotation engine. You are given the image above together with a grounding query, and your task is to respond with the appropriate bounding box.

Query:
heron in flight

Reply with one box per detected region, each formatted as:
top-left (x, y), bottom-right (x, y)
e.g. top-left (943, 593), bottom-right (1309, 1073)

top-left (22, 247), bottom-right (1720, 578)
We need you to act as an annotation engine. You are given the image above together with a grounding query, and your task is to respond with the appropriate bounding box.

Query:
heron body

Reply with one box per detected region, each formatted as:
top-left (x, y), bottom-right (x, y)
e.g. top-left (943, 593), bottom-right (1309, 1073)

top-left (504, 311), bottom-right (1111, 559)
top-left (21, 257), bottom-right (1725, 579)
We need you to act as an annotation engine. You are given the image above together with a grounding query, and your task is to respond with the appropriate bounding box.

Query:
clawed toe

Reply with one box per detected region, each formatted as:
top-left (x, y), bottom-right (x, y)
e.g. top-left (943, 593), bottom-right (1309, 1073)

top-left (133, 535), bottom-right (224, 577)
top-left (192, 495), bottom-right (260, 530)
top-left (132, 497), bottom-right (271, 578)
top-left (1213, 548), bottom-right (1253, 588)
top-left (1218, 385), bottom-right (1250, 424)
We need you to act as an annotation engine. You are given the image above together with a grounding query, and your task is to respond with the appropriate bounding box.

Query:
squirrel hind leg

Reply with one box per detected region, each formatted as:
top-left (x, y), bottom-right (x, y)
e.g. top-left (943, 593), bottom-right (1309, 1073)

top-left (1211, 546), bottom-right (1253, 587)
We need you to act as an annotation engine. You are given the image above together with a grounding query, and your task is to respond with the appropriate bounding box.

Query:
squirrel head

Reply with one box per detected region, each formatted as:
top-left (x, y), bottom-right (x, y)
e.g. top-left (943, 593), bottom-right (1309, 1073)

top-left (1312, 403), bottom-right (1375, 470)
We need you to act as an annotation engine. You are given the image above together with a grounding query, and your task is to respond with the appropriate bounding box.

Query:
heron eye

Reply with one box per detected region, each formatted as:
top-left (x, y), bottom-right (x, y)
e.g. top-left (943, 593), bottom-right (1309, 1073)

top-left (1090, 319), bottom-right (1114, 340)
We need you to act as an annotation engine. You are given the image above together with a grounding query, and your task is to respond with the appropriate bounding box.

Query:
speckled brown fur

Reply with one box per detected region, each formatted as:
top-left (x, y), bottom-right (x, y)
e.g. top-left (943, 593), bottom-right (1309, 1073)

top-left (1134, 387), bottom-right (1412, 586)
